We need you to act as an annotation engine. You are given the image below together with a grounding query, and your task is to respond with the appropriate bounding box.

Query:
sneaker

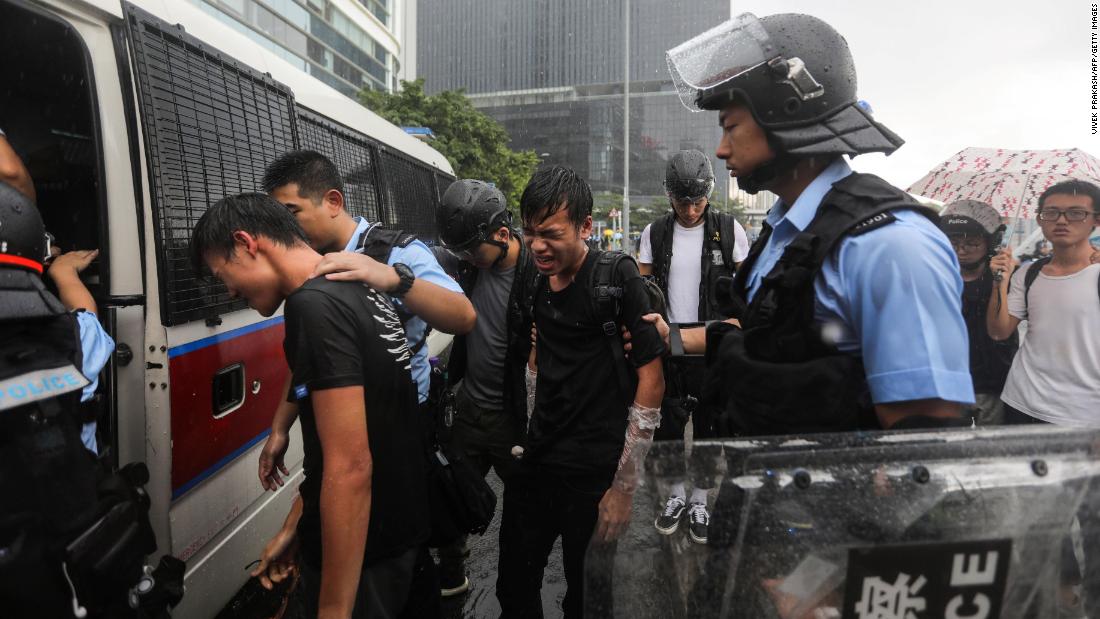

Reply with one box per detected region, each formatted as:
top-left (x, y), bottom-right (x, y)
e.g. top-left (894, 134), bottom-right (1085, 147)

top-left (687, 502), bottom-right (709, 544)
top-left (654, 496), bottom-right (687, 535)
top-left (440, 573), bottom-right (470, 598)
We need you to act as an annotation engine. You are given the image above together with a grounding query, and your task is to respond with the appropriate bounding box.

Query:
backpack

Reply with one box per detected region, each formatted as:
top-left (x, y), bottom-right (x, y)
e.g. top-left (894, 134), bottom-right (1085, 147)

top-left (1022, 256), bottom-right (1100, 311)
top-left (353, 223), bottom-right (429, 353)
top-left (526, 250), bottom-right (666, 401)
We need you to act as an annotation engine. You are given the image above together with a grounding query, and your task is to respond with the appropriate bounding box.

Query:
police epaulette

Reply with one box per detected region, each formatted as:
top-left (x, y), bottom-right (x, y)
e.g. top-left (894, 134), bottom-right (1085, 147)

top-left (849, 211), bottom-right (896, 236)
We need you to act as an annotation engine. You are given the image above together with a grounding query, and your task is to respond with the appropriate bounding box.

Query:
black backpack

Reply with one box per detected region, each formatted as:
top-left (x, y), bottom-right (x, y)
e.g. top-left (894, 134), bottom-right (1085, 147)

top-left (1022, 256), bottom-right (1100, 311)
top-left (352, 223), bottom-right (429, 353)
top-left (527, 250), bottom-right (666, 400)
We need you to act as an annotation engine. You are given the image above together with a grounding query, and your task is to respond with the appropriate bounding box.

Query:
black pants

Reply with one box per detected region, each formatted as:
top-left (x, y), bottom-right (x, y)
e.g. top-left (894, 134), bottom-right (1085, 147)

top-left (438, 386), bottom-right (523, 576)
top-left (300, 545), bottom-right (438, 619)
top-left (497, 466), bottom-right (616, 618)
top-left (653, 358), bottom-right (716, 489)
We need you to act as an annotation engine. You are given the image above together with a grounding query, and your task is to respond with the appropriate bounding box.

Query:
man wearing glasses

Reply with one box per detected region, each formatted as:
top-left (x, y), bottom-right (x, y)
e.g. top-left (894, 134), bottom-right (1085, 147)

top-left (637, 150), bottom-right (747, 544)
top-left (939, 200), bottom-right (1018, 426)
top-left (987, 180), bottom-right (1100, 427)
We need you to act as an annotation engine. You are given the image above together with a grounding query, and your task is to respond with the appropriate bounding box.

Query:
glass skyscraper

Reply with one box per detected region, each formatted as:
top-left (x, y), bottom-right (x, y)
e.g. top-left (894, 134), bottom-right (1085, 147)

top-left (417, 0), bottom-right (772, 231)
top-left (190, 0), bottom-right (411, 97)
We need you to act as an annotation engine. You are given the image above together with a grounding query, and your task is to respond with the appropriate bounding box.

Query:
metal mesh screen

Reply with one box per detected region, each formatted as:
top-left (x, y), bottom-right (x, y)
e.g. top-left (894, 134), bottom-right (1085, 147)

top-left (126, 4), bottom-right (298, 326)
top-left (296, 108), bottom-right (385, 224)
top-left (435, 173), bottom-right (455, 204)
top-left (377, 149), bottom-right (444, 241)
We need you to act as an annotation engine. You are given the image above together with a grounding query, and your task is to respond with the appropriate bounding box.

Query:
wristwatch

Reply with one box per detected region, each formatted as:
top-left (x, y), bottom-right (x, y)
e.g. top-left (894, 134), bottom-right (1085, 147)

top-left (391, 262), bottom-right (415, 297)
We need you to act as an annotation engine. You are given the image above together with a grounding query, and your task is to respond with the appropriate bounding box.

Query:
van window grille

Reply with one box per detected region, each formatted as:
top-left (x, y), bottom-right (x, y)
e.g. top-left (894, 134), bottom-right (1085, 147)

top-left (377, 149), bottom-right (444, 242)
top-left (296, 108), bottom-right (384, 224)
top-left (125, 4), bottom-right (298, 326)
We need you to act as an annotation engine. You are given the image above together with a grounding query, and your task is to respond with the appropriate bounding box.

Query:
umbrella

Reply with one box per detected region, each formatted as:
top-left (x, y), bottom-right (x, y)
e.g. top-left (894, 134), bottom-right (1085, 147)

top-left (907, 147), bottom-right (1100, 220)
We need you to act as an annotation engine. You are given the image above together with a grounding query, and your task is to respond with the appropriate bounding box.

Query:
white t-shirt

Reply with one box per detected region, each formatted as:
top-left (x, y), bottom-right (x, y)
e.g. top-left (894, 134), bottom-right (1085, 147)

top-left (638, 218), bottom-right (750, 323)
top-left (1000, 262), bottom-right (1100, 425)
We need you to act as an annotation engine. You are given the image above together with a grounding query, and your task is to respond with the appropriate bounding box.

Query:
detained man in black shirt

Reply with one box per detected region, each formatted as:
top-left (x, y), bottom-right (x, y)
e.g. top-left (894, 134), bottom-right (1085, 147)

top-left (190, 194), bottom-right (432, 619)
top-left (498, 166), bottom-right (665, 618)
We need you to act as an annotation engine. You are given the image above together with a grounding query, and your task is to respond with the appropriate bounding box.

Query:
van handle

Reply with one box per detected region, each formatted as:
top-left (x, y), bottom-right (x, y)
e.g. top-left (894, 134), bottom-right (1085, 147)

top-left (212, 363), bottom-right (245, 418)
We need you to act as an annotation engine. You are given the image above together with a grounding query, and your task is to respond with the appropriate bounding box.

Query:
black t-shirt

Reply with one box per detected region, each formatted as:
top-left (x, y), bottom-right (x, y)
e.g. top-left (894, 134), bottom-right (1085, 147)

top-left (283, 277), bottom-right (428, 569)
top-left (961, 268), bottom-right (1018, 393)
top-left (528, 250), bottom-right (665, 475)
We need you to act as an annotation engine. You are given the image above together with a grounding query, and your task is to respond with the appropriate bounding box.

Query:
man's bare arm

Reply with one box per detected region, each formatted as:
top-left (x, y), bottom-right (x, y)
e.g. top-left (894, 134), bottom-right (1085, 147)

top-left (0, 136), bottom-right (35, 201)
top-left (48, 250), bottom-right (99, 314)
top-left (259, 373), bottom-right (300, 490)
top-left (638, 262), bottom-right (653, 276)
top-left (875, 398), bottom-right (962, 429)
top-left (312, 251), bottom-right (475, 334)
top-left (986, 249), bottom-right (1021, 341)
top-left (313, 386), bottom-right (372, 619)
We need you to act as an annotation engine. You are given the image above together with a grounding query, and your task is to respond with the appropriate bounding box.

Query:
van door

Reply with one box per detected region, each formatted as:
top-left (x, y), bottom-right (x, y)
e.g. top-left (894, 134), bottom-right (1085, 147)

top-left (120, 3), bottom-right (304, 616)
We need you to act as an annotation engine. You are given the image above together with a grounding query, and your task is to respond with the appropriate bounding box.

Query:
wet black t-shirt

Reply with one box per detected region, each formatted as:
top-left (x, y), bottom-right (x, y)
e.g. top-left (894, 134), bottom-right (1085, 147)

top-left (961, 268), bottom-right (1018, 393)
top-left (283, 277), bottom-right (428, 569)
top-left (528, 251), bottom-right (665, 476)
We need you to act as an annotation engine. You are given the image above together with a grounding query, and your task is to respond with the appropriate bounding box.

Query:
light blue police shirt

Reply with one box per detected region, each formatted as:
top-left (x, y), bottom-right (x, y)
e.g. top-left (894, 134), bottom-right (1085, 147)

top-left (76, 310), bottom-right (115, 454)
top-left (345, 217), bottom-right (464, 403)
top-left (745, 158), bottom-right (974, 405)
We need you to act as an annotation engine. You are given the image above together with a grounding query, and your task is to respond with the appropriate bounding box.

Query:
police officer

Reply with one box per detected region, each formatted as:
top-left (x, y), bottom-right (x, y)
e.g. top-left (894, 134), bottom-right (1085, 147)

top-left (939, 200), bottom-right (1017, 426)
top-left (662, 12), bottom-right (974, 433)
top-left (0, 181), bottom-right (180, 618)
top-left (434, 179), bottom-right (537, 598)
top-left (638, 150), bottom-right (749, 543)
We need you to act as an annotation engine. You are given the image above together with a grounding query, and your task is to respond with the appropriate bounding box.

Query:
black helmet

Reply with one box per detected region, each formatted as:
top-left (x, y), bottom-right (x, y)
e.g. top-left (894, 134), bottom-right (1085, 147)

top-left (437, 179), bottom-right (511, 254)
top-left (667, 13), bottom-right (903, 159)
top-left (664, 150), bottom-right (715, 200)
top-left (0, 181), bottom-right (66, 321)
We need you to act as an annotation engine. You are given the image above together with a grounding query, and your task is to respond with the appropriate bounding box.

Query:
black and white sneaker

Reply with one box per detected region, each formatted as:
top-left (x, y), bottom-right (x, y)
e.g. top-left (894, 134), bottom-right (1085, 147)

top-left (654, 496), bottom-right (687, 535)
top-left (687, 502), bottom-right (709, 544)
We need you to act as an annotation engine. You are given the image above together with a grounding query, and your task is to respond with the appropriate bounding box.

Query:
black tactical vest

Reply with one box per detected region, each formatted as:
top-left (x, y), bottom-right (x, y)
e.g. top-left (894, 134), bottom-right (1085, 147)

top-left (649, 208), bottom-right (739, 321)
top-left (703, 173), bottom-right (940, 437)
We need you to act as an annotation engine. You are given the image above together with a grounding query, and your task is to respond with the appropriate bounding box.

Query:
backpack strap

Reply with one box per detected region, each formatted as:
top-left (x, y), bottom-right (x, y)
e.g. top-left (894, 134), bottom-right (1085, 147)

top-left (588, 251), bottom-right (636, 403)
top-left (1022, 257), bottom-right (1052, 313)
top-left (354, 223), bottom-right (427, 351)
top-left (715, 211), bottom-right (737, 269)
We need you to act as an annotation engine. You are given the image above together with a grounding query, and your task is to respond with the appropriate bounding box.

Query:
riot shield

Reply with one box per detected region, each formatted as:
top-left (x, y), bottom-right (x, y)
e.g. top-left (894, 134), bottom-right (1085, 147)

top-left (586, 426), bottom-right (1100, 618)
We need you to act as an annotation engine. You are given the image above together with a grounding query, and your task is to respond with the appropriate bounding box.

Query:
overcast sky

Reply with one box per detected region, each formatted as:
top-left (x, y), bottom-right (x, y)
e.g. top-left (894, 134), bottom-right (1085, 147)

top-left (727, 0), bottom-right (1100, 190)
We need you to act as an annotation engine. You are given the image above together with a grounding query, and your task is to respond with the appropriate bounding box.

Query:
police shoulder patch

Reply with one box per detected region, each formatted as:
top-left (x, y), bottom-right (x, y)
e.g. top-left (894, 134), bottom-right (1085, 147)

top-left (849, 211), bottom-right (897, 236)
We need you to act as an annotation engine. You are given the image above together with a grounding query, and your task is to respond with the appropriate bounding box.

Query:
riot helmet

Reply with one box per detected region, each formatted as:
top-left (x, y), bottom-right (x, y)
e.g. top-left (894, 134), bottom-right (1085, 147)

top-left (667, 13), bottom-right (903, 161)
top-left (437, 179), bottom-right (512, 266)
top-left (940, 199), bottom-right (1005, 265)
top-left (0, 181), bottom-right (66, 320)
top-left (664, 150), bottom-right (715, 201)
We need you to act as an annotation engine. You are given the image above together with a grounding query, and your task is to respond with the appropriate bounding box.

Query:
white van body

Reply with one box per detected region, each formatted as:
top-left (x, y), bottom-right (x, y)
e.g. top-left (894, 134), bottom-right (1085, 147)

top-left (2, 1), bottom-right (454, 615)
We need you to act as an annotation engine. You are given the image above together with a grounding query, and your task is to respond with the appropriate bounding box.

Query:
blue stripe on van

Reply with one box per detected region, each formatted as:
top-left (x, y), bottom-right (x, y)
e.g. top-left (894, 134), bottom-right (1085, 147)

top-left (167, 316), bottom-right (285, 358)
top-left (171, 428), bottom-right (273, 501)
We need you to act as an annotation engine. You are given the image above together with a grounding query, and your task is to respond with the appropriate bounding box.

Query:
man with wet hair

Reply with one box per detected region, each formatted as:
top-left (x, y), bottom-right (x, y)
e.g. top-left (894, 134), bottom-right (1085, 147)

top-left (256, 150), bottom-right (473, 492)
top-left (191, 193), bottom-right (435, 618)
top-left (939, 200), bottom-right (1018, 425)
top-left (499, 166), bottom-right (665, 618)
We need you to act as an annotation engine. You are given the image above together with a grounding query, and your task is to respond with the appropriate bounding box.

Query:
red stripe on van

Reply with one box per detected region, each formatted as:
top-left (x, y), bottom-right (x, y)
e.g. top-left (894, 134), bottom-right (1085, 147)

top-left (170, 322), bottom-right (288, 497)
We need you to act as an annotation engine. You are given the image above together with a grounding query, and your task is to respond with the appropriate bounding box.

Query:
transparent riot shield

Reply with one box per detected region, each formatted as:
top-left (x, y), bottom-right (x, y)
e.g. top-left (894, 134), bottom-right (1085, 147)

top-left (586, 426), bottom-right (1100, 618)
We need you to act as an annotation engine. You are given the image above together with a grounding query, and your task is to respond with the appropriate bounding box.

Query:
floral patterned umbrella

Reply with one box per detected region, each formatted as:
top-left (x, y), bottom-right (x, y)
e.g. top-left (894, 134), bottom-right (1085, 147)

top-left (907, 147), bottom-right (1100, 218)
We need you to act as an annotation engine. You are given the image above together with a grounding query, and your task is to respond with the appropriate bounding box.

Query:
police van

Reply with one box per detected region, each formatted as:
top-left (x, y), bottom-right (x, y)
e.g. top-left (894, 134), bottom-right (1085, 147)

top-left (1, 0), bottom-right (455, 615)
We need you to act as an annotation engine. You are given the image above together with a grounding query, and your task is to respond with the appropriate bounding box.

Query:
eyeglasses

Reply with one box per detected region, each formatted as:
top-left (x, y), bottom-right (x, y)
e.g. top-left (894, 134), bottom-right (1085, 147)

top-left (948, 237), bottom-right (985, 251)
top-left (1037, 208), bottom-right (1095, 222)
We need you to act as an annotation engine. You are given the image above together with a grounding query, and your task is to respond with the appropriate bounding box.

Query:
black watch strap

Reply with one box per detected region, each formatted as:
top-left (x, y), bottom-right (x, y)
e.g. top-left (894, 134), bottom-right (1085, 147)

top-left (392, 262), bottom-right (415, 297)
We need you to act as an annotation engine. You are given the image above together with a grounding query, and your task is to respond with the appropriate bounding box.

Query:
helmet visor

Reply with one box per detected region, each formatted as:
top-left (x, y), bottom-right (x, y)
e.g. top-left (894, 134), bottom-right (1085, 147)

top-left (666, 13), bottom-right (774, 112)
top-left (664, 178), bottom-right (715, 201)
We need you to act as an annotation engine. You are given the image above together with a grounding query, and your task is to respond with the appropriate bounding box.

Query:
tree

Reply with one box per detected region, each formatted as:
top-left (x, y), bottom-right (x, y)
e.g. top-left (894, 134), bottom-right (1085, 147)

top-left (359, 79), bottom-right (540, 211)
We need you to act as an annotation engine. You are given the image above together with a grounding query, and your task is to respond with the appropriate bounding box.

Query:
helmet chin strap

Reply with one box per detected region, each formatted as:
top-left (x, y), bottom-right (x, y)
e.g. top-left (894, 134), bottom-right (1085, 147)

top-left (738, 154), bottom-right (799, 195)
top-left (488, 238), bottom-right (509, 269)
